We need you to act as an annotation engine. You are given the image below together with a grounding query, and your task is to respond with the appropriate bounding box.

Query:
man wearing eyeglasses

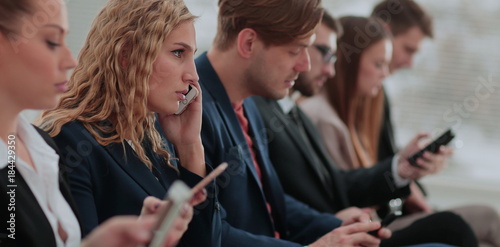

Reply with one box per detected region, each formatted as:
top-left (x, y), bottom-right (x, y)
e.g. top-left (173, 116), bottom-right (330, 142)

top-left (293, 38), bottom-right (337, 98)
top-left (252, 10), bottom-right (478, 247)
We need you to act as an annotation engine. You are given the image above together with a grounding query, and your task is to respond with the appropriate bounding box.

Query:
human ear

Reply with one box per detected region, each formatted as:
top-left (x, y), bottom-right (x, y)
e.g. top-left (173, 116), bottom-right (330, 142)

top-left (236, 28), bottom-right (258, 59)
top-left (381, 22), bottom-right (392, 35)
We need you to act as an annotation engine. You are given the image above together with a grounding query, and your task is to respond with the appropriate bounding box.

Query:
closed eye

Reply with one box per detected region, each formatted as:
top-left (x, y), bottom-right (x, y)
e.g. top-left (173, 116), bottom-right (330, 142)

top-left (47, 40), bottom-right (61, 49)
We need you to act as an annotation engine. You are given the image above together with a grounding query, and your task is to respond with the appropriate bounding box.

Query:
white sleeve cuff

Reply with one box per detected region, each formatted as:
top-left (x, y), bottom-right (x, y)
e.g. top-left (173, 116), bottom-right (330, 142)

top-left (392, 154), bottom-right (410, 188)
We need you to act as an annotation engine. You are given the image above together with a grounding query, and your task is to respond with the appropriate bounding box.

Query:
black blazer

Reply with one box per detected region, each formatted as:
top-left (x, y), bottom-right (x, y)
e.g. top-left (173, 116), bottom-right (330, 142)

top-left (52, 121), bottom-right (221, 246)
top-left (378, 88), bottom-right (398, 161)
top-left (378, 88), bottom-right (427, 203)
top-left (253, 96), bottom-right (411, 214)
top-left (252, 98), bottom-right (477, 247)
top-left (196, 52), bottom-right (341, 247)
top-left (0, 127), bottom-right (81, 247)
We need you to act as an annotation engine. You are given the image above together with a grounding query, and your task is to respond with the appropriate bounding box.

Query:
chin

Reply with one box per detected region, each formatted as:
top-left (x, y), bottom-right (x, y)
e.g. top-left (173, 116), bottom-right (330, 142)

top-left (165, 106), bottom-right (179, 115)
top-left (273, 89), bottom-right (289, 100)
top-left (35, 98), bottom-right (60, 110)
top-left (149, 103), bottom-right (178, 115)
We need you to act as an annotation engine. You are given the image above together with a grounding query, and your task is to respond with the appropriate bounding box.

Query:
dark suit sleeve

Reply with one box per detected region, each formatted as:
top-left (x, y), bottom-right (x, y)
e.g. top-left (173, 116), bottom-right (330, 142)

top-left (284, 195), bottom-right (342, 244)
top-left (176, 164), bottom-right (223, 247)
top-left (340, 157), bottom-right (410, 208)
top-left (220, 220), bottom-right (303, 247)
top-left (200, 111), bottom-right (302, 247)
top-left (216, 189), bottom-right (340, 247)
top-left (200, 103), bottom-right (341, 247)
top-left (53, 127), bottom-right (100, 236)
top-left (178, 164), bottom-right (208, 187)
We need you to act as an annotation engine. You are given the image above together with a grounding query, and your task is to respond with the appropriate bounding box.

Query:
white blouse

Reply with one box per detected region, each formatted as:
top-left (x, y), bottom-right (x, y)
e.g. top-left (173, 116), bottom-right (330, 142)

top-left (0, 116), bottom-right (81, 247)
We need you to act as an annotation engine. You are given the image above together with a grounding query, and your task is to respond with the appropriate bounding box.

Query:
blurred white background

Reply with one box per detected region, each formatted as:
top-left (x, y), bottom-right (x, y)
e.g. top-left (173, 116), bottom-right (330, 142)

top-left (25, 0), bottom-right (499, 212)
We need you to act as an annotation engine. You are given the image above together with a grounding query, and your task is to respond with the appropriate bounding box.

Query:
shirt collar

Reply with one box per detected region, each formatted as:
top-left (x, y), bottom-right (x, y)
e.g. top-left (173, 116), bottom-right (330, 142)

top-left (0, 115), bottom-right (58, 169)
top-left (277, 91), bottom-right (302, 114)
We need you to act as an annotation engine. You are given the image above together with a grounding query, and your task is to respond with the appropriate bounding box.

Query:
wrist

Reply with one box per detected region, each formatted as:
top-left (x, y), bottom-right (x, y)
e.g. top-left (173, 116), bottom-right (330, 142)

top-left (393, 155), bottom-right (411, 187)
top-left (176, 142), bottom-right (206, 177)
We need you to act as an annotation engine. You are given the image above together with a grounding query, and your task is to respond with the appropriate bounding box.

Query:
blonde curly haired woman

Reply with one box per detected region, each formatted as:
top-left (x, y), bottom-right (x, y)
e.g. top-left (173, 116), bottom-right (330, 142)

top-left (39, 0), bottom-right (219, 246)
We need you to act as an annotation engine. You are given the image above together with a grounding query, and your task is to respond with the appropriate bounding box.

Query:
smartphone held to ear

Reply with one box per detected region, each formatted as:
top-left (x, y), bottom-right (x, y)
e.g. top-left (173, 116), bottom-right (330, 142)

top-left (175, 85), bottom-right (199, 115)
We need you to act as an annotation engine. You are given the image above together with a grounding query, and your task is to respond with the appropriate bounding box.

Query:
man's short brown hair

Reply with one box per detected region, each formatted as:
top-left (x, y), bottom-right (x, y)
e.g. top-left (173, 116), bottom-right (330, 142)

top-left (322, 8), bottom-right (342, 36)
top-left (371, 0), bottom-right (433, 38)
top-left (214, 0), bottom-right (323, 50)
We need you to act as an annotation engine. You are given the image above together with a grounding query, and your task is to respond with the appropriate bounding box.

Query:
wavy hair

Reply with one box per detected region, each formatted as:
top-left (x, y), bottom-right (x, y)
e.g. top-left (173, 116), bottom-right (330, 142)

top-left (326, 16), bottom-right (391, 167)
top-left (39, 0), bottom-right (195, 170)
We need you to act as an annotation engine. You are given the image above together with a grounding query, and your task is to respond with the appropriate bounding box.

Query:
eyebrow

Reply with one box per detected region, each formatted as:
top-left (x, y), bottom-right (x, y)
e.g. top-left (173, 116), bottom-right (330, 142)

top-left (174, 42), bottom-right (197, 54)
top-left (297, 43), bottom-right (310, 48)
top-left (314, 44), bottom-right (331, 49)
top-left (405, 46), bottom-right (418, 53)
top-left (41, 24), bottom-right (66, 34)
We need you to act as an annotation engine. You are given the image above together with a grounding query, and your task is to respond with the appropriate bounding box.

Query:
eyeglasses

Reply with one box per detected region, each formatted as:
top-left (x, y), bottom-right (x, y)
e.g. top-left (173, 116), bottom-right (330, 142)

top-left (313, 45), bottom-right (337, 64)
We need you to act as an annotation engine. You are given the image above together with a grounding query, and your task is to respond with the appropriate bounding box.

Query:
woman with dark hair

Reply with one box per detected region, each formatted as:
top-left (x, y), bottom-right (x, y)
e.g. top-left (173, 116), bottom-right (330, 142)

top-left (305, 12), bottom-right (500, 247)
top-left (302, 16), bottom-right (394, 170)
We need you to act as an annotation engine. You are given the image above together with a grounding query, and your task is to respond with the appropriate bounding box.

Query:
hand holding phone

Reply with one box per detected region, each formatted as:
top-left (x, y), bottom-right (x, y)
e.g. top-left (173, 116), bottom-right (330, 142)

top-left (369, 212), bottom-right (400, 236)
top-left (190, 162), bottom-right (228, 201)
top-left (407, 129), bottom-right (455, 168)
top-left (148, 163), bottom-right (227, 247)
top-left (175, 85), bottom-right (199, 115)
top-left (149, 181), bottom-right (192, 247)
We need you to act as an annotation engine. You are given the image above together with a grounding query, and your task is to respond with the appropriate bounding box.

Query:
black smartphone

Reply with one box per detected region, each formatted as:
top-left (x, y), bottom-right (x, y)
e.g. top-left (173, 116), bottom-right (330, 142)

top-left (407, 128), bottom-right (455, 168)
top-left (369, 212), bottom-right (399, 236)
top-left (175, 85), bottom-right (199, 115)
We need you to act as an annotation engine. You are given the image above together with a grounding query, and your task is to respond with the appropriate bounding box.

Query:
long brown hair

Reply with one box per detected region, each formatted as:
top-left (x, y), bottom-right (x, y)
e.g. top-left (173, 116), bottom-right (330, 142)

top-left (326, 16), bottom-right (391, 167)
top-left (39, 0), bottom-right (195, 170)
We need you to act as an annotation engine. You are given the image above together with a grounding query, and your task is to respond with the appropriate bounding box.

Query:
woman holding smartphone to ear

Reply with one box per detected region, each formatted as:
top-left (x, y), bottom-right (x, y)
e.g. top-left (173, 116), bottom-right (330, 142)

top-left (39, 0), bottom-right (220, 246)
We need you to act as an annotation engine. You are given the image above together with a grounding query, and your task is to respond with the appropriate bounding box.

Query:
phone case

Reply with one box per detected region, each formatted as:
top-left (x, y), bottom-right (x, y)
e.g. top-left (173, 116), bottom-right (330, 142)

top-left (148, 181), bottom-right (192, 247)
top-left (408, 129), bottom-right (455, 168)
top-left (175, 85), bottom-right (199, 115)
top-left (369, 212), bottom-right (400, 236)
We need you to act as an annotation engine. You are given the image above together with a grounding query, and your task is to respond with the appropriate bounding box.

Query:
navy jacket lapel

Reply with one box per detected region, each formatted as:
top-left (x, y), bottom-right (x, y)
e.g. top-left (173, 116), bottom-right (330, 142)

top-left (197, 53), bottom-right (263, 187)
top-left (104, 142), bottom-right (167, 197)
top-left (296, 107), bottom-right (350, 208)
top-left (197, 53), bottom-right (283, 233)
top-left (270, 102), bottom-right (334, 200)
top-left (244, 98), bottom-right (287, 234)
